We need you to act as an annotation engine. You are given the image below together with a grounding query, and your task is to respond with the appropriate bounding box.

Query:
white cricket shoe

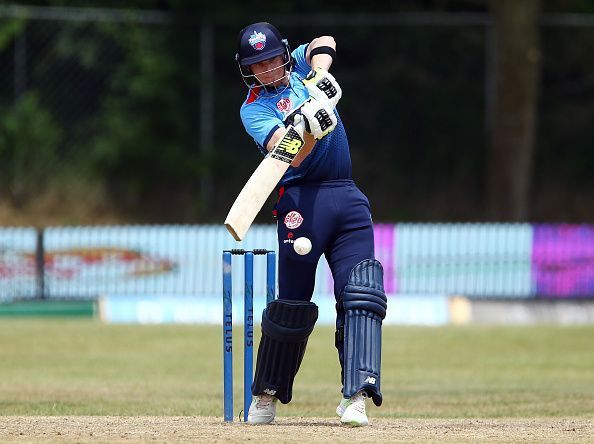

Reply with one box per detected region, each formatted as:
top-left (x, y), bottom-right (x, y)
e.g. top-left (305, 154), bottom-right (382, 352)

top-left (339, 391), bottom-right (369, 427)
top-left (247, 394), bottom-right (277, 424)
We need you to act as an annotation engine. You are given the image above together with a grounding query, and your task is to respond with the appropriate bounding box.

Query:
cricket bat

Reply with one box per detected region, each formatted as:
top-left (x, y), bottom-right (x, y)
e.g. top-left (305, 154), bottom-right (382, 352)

top-left (224, 121), bottom-right (306, 241)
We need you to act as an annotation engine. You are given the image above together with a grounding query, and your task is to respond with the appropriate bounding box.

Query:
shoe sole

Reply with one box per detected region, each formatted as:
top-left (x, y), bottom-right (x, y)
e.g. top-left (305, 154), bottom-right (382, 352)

top-left (247, 417), bottom-right (275, 425)
top-left (340, 419), bottom-right (369, 427)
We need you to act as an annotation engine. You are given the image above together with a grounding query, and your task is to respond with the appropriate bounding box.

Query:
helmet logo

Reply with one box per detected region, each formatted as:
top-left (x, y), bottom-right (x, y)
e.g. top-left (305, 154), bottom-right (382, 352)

top-left (276, 97), bottom-right (292, 113)
top-left (248, 30), bottom-right (266, 50)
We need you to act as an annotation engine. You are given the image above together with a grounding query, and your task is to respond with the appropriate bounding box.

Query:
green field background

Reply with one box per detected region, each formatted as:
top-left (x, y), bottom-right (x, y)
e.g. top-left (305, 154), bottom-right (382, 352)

top-left (1, 320), bottom-right (593, 418)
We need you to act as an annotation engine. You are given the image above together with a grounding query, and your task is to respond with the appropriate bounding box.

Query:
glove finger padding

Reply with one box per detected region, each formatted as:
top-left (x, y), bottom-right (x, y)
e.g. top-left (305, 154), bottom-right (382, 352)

top-left (303, 67), bottom-right (342, 107)
top-left (300, 99), bottom-right (337, 140)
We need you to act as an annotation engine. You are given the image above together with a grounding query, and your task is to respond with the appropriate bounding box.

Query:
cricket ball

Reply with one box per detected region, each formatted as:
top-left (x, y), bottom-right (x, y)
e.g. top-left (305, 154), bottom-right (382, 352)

top-left (293, 237), bottom-right (312, 255)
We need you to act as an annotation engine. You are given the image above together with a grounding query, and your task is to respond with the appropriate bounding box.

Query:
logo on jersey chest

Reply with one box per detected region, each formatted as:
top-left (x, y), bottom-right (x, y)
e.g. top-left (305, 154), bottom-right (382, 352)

top-left (284, 211), bottom-right (303, 229)
top-left (248, 31), bottom-right (266, 50)
top-left (276, 97), bottom-right (292, 113)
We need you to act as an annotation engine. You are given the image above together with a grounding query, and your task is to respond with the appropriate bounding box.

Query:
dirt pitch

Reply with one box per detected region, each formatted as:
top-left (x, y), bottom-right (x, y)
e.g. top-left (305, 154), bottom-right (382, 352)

top-left (1, 416), bottom-right (592, 443)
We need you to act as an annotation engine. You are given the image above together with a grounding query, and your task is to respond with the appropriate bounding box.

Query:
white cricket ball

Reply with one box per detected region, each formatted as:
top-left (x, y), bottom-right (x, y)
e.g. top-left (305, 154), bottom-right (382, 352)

top-left (293, 237), bottom-right (312, 255)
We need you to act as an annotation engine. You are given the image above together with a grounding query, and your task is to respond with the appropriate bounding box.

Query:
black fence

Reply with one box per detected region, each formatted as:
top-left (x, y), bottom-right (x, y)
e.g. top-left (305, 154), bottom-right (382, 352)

top-left (0, 7), bottom-right (593, 222)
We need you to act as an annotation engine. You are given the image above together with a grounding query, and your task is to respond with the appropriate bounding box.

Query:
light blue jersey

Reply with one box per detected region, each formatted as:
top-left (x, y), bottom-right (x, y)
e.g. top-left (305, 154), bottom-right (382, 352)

top-left (240, 44), bottom-right (352, 186)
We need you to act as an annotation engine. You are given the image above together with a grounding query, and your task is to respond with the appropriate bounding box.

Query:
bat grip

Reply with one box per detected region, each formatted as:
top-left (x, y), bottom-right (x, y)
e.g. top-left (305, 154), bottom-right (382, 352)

top-left (283, 99), bottom-right (310, 126)
top-left (293, 118), bottom-right (306, 135)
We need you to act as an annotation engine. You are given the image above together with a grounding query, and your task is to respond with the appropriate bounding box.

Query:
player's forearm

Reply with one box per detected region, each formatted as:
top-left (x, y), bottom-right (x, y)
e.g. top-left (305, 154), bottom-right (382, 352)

top-left (266, 127), bottom-right (286, 152)
top-left (307, 36), bottom-right (336, 71)
top-left (311, 53), bottom-right (333, 71)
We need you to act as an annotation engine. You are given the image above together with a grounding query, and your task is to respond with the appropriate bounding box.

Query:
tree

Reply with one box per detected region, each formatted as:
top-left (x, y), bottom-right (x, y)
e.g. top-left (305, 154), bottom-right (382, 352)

top-left (487, 0), bottom-right (541, 221)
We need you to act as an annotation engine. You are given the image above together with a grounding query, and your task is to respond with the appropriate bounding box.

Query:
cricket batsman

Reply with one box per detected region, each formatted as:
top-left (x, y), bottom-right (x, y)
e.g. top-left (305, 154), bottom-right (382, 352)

top-left (236, 22), bottom-right (387, 426)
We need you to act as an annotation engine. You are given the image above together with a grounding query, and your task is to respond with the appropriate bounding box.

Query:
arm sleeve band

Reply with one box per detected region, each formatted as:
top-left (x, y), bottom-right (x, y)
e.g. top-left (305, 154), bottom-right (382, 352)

top-left (309, 45), bottom-right (337, 62)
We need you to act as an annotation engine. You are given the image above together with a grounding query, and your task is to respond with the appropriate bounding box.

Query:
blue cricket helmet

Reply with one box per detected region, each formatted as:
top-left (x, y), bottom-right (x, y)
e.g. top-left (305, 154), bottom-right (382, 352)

top-left (236, 22), bottom-right (293, 91)
top-left (236, 22), bottom-right (290, 67)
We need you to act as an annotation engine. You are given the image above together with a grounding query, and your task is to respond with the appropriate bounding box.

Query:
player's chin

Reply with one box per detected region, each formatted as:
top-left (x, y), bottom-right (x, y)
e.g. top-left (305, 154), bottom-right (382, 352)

top-left (259, 75), bottom-right (286, 88)
top-left (261, 78), bottom-right (281, 87)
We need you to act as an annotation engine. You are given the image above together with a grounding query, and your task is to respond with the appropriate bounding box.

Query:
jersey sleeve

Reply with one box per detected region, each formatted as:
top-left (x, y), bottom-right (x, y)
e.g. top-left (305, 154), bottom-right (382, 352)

top-left (291, 44), bottom-right (311, 77)
top-left (240, 103), bottom-right (283, 151)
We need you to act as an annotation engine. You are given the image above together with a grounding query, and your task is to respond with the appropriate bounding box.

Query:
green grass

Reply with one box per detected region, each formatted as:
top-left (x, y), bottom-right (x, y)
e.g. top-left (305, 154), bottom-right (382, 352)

top-left (0, 319), bottom-right (593, 418)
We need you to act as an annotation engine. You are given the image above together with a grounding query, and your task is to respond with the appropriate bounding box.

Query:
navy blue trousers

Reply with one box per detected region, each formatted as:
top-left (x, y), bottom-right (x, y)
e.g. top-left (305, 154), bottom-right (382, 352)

top-left (276, 179), bottom-right (374, 302)
top-left (275, 179), bottom-right (375, 375)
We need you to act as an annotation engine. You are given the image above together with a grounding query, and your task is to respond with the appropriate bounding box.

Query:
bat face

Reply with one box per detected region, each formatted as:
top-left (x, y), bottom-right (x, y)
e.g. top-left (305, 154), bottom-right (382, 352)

top-left (224, 123), bottom-right (305, 241)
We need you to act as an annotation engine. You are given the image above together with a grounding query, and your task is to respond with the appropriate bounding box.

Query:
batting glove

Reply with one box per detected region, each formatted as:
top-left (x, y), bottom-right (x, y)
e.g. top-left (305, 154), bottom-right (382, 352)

top-left (303, 67), bottom-right (342, 108)
top-left (300, 98), bottom-right (337, 140)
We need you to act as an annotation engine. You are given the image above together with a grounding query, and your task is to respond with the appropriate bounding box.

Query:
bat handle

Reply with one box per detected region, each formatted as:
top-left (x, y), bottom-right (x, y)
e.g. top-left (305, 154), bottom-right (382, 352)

top-left (293, 118), bottom-right (306, 135)
top-left (284, 99), bottom-right (310, 126)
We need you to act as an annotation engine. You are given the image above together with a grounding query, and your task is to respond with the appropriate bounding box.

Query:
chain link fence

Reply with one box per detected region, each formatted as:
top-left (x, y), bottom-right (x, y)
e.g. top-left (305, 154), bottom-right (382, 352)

top-left (1, 7), bottom-right (593, 223)
top-left (0, 7), bottom-right (203, 218)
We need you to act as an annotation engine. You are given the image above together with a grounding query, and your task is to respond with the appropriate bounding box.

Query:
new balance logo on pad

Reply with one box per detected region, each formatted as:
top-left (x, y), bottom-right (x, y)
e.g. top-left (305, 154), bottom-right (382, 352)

top-left (263, 388), bottom-right (277, 396)
top-left (364, 376), bottom-right (376, 385)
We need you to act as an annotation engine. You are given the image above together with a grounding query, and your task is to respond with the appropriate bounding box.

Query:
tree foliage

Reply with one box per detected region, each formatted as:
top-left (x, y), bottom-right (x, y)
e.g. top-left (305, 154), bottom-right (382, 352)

top-left (1, 1), bottom-right (593, 223)
top-left (0, 92), bottom-right (62, 206)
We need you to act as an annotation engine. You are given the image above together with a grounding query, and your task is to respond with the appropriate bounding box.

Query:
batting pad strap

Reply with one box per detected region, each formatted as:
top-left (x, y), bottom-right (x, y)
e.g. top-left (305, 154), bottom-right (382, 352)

top-left (252, 300), bottom-right (318, 404)
top-left (342, 259), bottom-right (387, 407)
